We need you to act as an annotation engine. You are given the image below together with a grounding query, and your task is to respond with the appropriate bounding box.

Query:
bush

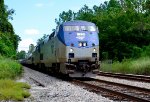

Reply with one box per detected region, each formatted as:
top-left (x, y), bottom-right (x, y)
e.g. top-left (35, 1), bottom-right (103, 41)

top-left (0, 32), bottom-right (16, 57)
top-left (0, 55), bottom-right (22, 79)
top-left (100, 57), bottom-right (150, 75)
top-left (141, 45), bottom-right (150, 57)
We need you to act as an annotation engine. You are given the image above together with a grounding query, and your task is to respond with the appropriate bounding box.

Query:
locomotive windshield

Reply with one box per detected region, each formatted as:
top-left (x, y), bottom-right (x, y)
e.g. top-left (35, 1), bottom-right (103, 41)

top-left (64, 26), bottom-right (80, 31)
top-left (64, 26), bottom-right (96, 32)
top-left (80, 26), bottom-right (96, 31)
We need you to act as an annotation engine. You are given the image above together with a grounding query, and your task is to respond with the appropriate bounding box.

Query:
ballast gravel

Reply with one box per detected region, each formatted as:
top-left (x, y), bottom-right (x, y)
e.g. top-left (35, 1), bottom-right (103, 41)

top-left (19, 67), bottom-right (113, 102)
top-left (95, 75), bottom-right (150, 89)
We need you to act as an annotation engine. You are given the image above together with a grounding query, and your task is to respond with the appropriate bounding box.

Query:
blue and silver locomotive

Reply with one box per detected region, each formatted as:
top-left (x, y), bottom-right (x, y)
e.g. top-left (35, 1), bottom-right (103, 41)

top-left (30, 20), bottom-right (100, 77)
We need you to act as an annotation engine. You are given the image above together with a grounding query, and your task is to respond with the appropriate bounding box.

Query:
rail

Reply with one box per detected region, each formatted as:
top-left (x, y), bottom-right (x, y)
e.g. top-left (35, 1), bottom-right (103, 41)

top-left (72, 78), bottom-right (150, 102)
top-left (98, 71), bottom-right (150, 83)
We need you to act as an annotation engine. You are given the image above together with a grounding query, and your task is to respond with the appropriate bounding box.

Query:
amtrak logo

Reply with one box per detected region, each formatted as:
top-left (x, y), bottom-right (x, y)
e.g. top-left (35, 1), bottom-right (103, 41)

top-left (76, 33), bottom-right (85, 40)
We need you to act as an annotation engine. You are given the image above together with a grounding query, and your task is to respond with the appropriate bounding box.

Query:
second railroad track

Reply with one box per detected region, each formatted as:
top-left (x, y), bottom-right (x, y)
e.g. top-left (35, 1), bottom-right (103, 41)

top-left (98, 72), bottom-right (150, 83)
top-left (72, 78), bottom-right (150, 102)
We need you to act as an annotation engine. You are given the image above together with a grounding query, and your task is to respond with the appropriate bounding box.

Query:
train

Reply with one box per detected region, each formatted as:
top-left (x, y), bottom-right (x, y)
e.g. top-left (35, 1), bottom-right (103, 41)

top-left (23, 20), bottom-right (100, 77)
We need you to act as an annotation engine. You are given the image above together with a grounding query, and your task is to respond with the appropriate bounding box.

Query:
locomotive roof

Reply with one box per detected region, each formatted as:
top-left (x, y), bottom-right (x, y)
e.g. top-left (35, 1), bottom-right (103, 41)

top-left (62, 20), bottom-right (96, 26)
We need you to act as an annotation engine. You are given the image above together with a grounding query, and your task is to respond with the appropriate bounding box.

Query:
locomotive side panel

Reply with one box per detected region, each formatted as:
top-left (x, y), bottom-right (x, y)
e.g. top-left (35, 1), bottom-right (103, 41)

top-left (55, 37), bottom-right (67, 63)
top-left (40, 37), bottom-right (58, 68)
top-left (32, 47), bottom-right (40, 67)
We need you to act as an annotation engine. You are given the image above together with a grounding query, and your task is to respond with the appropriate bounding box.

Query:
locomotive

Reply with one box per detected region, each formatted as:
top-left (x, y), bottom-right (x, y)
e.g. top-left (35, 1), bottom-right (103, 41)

top-left (25, 20), bottom-right (100, 77)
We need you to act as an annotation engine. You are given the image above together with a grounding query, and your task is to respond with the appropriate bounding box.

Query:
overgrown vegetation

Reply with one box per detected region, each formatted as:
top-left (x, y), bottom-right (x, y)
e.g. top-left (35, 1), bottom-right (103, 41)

top-left (100, 44), bottom-right (150, 75)
top-left (0, 56), bottom-right (30, 101)
top-left (0, 56), bottom-right (22, 79)
top-left (0, 80), bottom-right (30, 101)
top-left (101, 57), bottom-right (150, 75)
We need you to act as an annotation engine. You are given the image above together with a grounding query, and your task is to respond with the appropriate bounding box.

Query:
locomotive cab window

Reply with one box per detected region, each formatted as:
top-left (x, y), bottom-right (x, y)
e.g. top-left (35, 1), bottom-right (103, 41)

top-left (88, 26), bottom-right (96, 31)
top-left (64, 26), bottom-right (80, 31)
top-left (80, 26), bottom-right (96, 31)
top-left (64, 26), bottom-right (96, 32)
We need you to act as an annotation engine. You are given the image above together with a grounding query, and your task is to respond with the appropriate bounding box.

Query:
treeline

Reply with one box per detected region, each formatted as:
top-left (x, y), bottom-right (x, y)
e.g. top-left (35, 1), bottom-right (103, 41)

top-left (0, 0), bottom-right (20, 58)
top-left (55, 0), bottom-right (150, 61)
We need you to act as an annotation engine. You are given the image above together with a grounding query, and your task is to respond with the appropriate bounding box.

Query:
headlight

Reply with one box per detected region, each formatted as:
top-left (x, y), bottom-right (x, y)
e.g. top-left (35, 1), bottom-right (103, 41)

top-left (70, 48), bottom-right (74, 52)
top-left (79, 42), bottom-right (82, 47)
top-left (93, 48), bottom-right (96, 52)
top-left (83, 42), bottom-right (87, 47)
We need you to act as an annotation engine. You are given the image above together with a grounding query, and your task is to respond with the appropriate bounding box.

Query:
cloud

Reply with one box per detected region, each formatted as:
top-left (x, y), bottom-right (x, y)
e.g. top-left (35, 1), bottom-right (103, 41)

top-left (18, 38), bottom-right (36, 52)
top-left (35, 2), bottom-right (55, 8)
top-left (24, 29), bottom-right (40, 35)
top-left (35, 3), bottom-right (44, 7)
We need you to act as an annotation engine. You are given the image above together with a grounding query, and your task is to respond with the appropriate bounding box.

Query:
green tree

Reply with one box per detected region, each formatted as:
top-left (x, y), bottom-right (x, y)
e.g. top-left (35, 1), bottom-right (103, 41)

top-left (17, 50), bottom-right (26, 59)
top-left (55, 10), bottom-right (76, 26)
top-left (0, 0), bottom-right (21, 57)
top-left (37, 34), bottom-right (49, 44)
top-left (76, 5), bottom-right (94, 21)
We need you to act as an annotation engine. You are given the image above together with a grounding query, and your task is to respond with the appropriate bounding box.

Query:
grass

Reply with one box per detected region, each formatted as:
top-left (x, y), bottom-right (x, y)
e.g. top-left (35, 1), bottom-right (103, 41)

top-left (100, 57), bottom-right (150, 75)
top-left (0, 55), bottom-right (31, 101)
top-left (130, 57), bottom-right (150, 75)
top-left (0, 80), bottom-right (30, 101)
top-left (0, 56), bottom-right (22, 79)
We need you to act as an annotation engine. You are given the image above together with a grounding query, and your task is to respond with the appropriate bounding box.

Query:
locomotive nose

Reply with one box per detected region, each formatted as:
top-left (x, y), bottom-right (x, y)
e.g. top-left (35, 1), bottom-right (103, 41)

top-left (67, 47), bottom-right (99, 61)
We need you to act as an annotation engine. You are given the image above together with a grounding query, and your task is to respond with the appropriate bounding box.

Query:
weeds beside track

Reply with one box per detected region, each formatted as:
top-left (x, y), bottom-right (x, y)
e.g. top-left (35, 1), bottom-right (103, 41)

top-left (0, 56), bottom-right (30, 101)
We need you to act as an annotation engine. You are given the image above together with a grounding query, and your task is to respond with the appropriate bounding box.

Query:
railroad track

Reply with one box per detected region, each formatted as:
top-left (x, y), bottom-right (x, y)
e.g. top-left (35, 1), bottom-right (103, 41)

top-left (98, 72), bottom-right (150, 83)
top-left (72, 78), bottom-right (150, 102)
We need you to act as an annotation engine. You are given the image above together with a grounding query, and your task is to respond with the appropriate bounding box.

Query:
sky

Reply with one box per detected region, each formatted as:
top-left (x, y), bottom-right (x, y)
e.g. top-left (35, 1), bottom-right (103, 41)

top-left (5, 0), bottom-right (108, 52)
